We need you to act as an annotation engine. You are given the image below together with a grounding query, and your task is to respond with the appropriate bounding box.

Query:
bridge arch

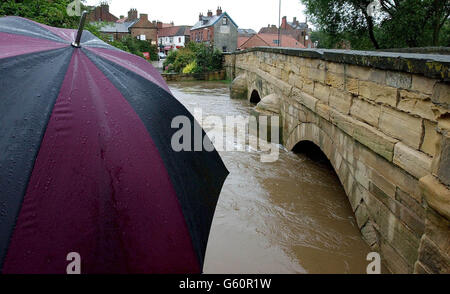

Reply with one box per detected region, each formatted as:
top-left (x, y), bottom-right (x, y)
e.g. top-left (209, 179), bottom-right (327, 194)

top-left (249, 89), bottom-right (261, 104)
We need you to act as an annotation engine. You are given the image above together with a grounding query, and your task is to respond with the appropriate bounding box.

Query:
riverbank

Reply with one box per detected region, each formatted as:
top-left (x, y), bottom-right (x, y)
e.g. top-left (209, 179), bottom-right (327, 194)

top-left (162, 70), bottom-right (226, 82)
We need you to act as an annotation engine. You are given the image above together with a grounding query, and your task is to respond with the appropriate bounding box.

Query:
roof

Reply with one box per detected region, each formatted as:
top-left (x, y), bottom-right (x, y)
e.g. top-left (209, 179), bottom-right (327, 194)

top-left (191, 12), bottom-right (237, 30)
top-left (258, 33), bottom-right (305, 48)
top-left (240, 33), bottom-right (305, 49)
top-left (288, 21), bottom-right (308, 30)
top-left (238, 36), bottom-right (250, 48)
top-left (158, 26), bottom-right (192, 37)
top-left (238, 28), bottom-right (256, 36)
top-left (96, 19), bottom-right (139, 33)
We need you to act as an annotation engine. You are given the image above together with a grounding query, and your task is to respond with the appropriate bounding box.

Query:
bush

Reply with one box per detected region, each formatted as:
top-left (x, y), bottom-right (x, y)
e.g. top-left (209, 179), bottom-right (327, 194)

top-left (182, 61), bottom-right (199, 74)
top-left (163, 42), bottom-right (223, 74)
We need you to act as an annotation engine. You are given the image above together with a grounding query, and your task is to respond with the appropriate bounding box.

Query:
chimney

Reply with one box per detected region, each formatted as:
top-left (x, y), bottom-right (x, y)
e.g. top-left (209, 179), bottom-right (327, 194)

top-left (207, 10), bottom-right (213, 17)
top-left (199, 12), bottom-right (203, 21)
top-left (100, 3), bottom-right (109, 13)
top-left (293, 17), bottom-right (297, 25)
top-left (157, 21), bottom-right (163, 29)
top-left (281, 16), bottom-right (287, 29)
top-left (216, 6), bottom-right (222, 16)
top-left (140, 14), bottom-right (148, 21)
top-left (128, 9), bottom-right (138, 21)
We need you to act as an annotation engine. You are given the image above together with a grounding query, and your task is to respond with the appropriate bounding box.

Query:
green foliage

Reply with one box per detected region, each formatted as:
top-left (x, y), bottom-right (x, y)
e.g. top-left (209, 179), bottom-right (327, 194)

top-left (0, 0), bottom-right (84, 28)
top-left (0, 1), bottom-right (158, 61)
top-left (182, 61), bottom-right (199, 74)
top-left (302, 0), bottom-right (450, 50)
top-left (163, 42), bottom-right (223, 73)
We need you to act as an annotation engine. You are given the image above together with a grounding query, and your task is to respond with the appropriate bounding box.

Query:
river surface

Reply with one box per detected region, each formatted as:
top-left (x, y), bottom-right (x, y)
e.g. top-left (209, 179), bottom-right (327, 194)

top-left (168, 81), bottom-right (373, 274)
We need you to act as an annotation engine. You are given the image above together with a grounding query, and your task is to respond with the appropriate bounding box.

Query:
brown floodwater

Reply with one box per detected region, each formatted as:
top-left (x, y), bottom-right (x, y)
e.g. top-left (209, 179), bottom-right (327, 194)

top-left (169, 81), bottom-right (373, 274)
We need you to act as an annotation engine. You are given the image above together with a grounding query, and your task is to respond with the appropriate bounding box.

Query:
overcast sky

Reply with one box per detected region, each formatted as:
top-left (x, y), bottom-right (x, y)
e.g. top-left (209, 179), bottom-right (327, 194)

top-left (85, 0), bottom-right (308, 31)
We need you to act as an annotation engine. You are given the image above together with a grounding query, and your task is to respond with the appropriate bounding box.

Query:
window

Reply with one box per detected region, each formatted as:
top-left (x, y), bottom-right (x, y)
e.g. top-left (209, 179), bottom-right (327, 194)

top-left (222, 46), bottom-right (227, 52)
top-left (222, 17), bottom-right (228, 25)
top-left (273, 39), bottom-right (280, 45)
top-left (178, 37), bottom-right (181, 43)
top-left (169, 37), bottom-right (173, 43)
top-left (139, 34), bottom-right (146, 41)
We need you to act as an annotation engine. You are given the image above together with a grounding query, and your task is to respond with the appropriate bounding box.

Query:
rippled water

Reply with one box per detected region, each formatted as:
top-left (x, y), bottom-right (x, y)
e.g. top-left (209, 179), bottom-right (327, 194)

top-left (169, 81), bottom-right (373, 274)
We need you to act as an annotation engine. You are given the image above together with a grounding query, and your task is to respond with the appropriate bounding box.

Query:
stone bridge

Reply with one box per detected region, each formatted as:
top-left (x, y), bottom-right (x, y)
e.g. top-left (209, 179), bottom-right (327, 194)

top-left (224, 48), bottom-right (450, 274)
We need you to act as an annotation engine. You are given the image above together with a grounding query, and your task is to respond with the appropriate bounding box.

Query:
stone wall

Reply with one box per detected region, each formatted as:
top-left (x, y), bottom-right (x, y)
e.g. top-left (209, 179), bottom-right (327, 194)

top-left (225, 47), bottom-right (450, 274)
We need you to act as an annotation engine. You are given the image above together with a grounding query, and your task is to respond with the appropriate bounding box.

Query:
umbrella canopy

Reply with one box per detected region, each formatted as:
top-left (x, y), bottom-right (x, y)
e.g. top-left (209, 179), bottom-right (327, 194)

top-left (0, 16), bottom-right (228, 274)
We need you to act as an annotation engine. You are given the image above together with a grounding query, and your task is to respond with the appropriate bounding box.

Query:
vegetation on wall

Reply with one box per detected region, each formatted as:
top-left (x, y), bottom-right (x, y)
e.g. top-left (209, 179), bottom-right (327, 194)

top-left (302, 0), bottom-right (450, 50)
top-left (163, 42), bottom-right (223, 74)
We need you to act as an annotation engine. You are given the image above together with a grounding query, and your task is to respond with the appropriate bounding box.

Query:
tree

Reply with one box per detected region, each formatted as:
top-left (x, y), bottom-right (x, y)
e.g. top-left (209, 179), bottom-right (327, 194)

top-left (0, 0), bottom-right (85, 28)
top-left (302, 0), bottom-right (450, 49)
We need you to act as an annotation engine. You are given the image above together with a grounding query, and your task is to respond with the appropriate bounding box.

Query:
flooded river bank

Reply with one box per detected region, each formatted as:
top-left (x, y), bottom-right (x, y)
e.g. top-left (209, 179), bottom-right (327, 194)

top-left (168, 81), bottom-right (373, 274)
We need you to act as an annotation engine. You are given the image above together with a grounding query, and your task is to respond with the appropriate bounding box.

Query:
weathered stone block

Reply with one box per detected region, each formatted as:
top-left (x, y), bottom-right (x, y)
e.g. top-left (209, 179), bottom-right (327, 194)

top-left (436, 134), bottom-right (450, 186)
top-left (313, 82), bottom-right (330, 104)
top-left (398, 91), bottom-right (436, 121)
top-left (386, 71), bottom-right (412, 89)
top-left (359, 81), bottom-right (398, 107)
top-left (302, 78), bottom-right (314, 95)
top-left (411, 75), bottom-right (436, 95)
top-left (431, 82), bottom-right (450, 108)
top-left (325, 72), bottom-right (344, 90)
top-left (316, 102), bottom-right (330, 121)
top-left (330, 109), bottom-right (354, 137)
top-left (379, 107), bottom-right (423, 149)
top-left (395, 188), bottom-right (426, 221)
top-left (393, 143), bottom-right (432, 179)
top-left (326, 62), bottom-right (345, 74)
top-left (352, 119), bottom-right (398, 161)
top-left (421, 120), bottom-right (439, 157)
top-left (355, 141), bottom-right (422, 203)
top-left (424, 207), bottom-right (450, 256)
top-left (420, 175), bottom-right (450, 220)
top-left (345, 78), bottom-right (359, 95)
top-left (350, 98), bottom-right (381, 127)
top-left (329, 88), bottom-right (352, 114)
top-left (363, 188), bottom-right (421, 266)
top-left (417, 235), bottom-right (450, 274)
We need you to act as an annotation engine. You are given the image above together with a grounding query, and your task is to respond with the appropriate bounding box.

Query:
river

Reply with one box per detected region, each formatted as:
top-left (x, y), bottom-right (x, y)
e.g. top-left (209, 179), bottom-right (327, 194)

top-left (168, 81), bottom-right (373, 274)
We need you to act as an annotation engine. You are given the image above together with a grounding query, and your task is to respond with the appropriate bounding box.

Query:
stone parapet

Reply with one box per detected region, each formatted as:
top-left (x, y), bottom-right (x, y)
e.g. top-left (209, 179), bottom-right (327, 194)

top-left (225, 47), bottom-right (450, 273)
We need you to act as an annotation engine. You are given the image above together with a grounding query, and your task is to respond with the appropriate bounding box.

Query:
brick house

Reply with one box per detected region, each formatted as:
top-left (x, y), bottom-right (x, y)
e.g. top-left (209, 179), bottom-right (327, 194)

top-left (190, 7), bottom-right (238, 52)
top-left (86, 3), bottom-right (118, 22)
top-left (158, 26), bottom-right (192, 54)
top-left (239, 33), bottom-right (305, 50)
top-left (89, 6), bottom-right (158, 44)
top-left (259, 16), bottom-right (313, 48)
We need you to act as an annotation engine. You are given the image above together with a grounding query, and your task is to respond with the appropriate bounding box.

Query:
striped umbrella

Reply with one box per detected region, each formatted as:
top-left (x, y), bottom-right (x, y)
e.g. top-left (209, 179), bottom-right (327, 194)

top-left (0, 13), bottom-right (228, 274)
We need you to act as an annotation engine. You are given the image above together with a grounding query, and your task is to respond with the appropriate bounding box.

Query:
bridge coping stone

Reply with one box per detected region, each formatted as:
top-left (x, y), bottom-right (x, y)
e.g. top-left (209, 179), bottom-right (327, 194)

top-left (225, 47), bottom-right (450, 80)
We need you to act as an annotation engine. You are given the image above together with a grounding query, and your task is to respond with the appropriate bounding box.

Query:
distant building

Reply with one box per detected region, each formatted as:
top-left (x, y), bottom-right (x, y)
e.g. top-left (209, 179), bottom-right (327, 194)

top-left (158, 26), bottom-right (192, 54)
top-left (238, 28), bottom-right (256, 49)
top-left (92, 7), bottom-right (158, 44)
top-left (86, 3), bottom-right (118, 23)
top-left (239, 33), bottom-right (306, 50)
top-left (190, 7), bottom-right (238, 53)
top-left (259, 16), bottom-right (313, 48)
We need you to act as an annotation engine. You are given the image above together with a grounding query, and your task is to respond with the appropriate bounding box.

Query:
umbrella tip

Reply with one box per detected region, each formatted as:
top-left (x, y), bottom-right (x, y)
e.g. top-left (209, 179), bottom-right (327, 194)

top-left (71, 11), bottom-right (88, 48)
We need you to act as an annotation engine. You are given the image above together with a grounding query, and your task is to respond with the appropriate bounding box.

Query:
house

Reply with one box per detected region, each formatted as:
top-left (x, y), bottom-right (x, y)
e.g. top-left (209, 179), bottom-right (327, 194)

top-left (91, 6), bottom-right (158, 44)
top-left (86, 3), bottom-right (118, 22)
top-left (190, 7), bottom-right (238, 53)
top-left (158, 26), bottom-right (192, 54)
top-left (259, 16), bottom-right (313, 48)
top-left (237, 28), bottom-right (256, 49)
top-left (239, 33), bottom-right (306, 50)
